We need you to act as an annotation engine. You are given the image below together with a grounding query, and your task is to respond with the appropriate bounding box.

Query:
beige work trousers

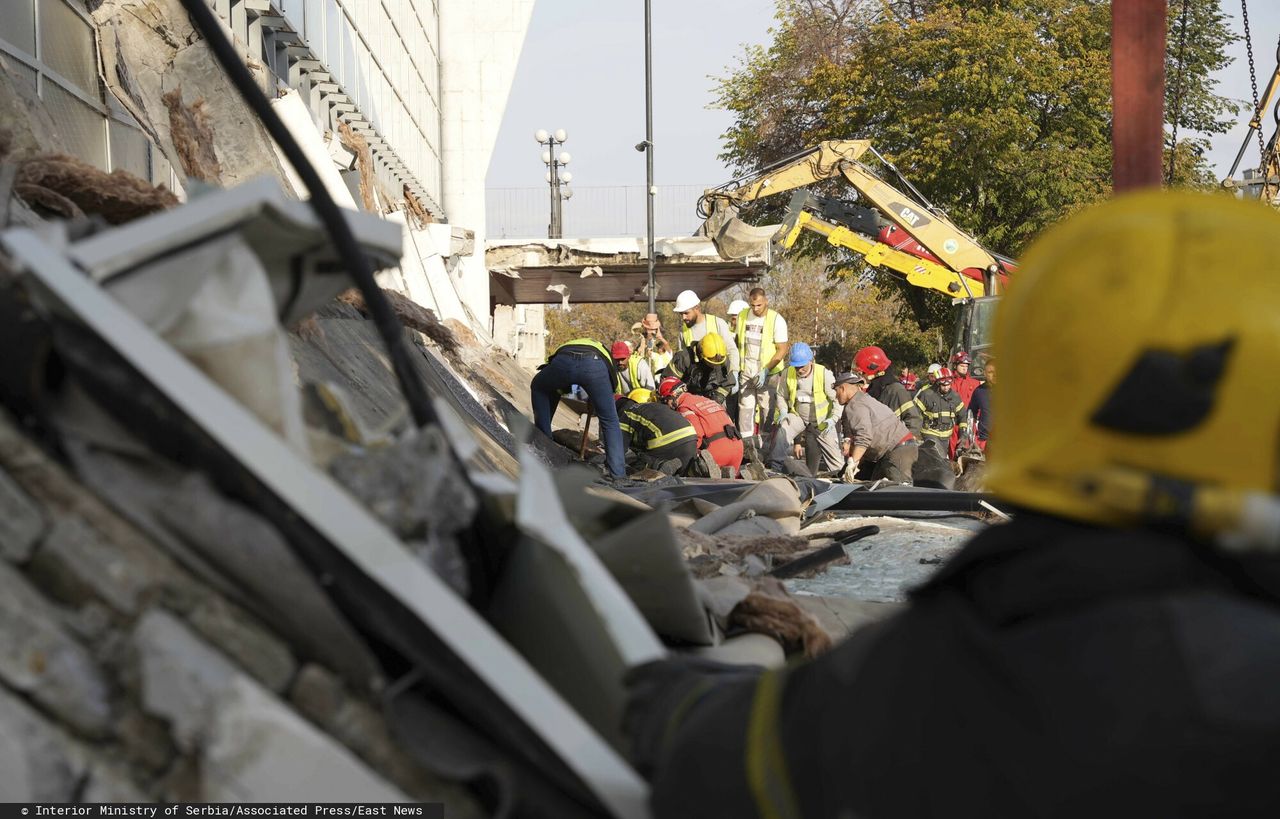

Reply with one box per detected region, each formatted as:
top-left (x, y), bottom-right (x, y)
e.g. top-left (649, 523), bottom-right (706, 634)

top-left (738, 372), bottom-right (781, 436)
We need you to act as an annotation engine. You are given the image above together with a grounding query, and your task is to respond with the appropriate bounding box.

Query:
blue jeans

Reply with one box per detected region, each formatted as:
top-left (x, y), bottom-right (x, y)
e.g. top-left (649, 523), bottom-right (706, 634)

top-left (530, 351), bottom-right (626, 478)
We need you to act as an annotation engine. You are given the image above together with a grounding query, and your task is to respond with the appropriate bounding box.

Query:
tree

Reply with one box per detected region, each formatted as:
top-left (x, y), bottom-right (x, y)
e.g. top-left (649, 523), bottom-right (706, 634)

top-left (717, 0), bottom-right (1238, 257)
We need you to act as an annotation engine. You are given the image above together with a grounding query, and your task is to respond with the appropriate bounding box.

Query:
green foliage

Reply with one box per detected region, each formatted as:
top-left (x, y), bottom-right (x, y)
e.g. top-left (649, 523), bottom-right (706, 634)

top-left (717, 0), bottom-right (1239, 255)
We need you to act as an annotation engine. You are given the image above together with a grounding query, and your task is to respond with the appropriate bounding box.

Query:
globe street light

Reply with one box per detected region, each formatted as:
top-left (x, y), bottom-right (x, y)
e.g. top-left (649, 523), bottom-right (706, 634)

top-left (535, 129), bottom-right (574, 239)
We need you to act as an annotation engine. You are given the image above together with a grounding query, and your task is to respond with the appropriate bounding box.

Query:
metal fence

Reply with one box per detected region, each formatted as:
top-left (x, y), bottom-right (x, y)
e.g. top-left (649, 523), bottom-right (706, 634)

top-left (485, 184), bottom-right (713, 240)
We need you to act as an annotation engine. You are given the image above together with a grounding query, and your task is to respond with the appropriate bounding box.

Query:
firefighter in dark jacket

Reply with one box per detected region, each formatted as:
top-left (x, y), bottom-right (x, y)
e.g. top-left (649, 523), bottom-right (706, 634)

top-left (914, 366), bottom-right (968, 458)
top-left (664, 332), bottom-right (735, 405)
top-left (615, 389), bottom-right (698, 474)
top-left (854, 345), bottom-right (923, 438)
top-left (624, 192), bottom-right (1280, 818)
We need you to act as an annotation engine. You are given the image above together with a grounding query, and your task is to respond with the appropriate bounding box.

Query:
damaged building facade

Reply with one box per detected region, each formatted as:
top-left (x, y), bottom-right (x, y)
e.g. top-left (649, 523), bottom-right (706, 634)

top-left (0, 0), bottom-right (535, 340)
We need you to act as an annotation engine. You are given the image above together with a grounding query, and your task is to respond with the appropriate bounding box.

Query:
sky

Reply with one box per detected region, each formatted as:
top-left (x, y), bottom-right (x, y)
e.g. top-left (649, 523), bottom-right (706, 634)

top-left (487, 2), bottom-right (1280, 194)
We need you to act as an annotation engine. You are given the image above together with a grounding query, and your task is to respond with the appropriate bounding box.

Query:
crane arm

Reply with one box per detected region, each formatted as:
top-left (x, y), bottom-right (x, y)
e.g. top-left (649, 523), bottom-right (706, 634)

top-left (701, 139), bottom-right (1001, 278)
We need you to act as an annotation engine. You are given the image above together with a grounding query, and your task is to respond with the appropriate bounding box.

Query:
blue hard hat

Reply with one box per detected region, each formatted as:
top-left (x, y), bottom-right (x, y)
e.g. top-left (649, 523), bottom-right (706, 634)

top-left (788, 341), bottom-right (814, 367)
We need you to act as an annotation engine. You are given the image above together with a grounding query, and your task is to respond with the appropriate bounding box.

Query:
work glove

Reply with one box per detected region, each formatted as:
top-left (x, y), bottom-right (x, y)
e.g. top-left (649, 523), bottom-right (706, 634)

top-left (841, 458), bottom-right (861, 483)
top-left (623, 657), bottom-right (764, 779)
top-left (754, 371), bottom-right (768, 390)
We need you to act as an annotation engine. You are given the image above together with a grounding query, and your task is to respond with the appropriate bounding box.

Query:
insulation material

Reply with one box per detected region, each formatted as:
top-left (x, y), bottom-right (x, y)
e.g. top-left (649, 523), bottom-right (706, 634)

top-left (270, 90), bottom-right (357, 209)
top-left (338, 122), bottom-right (376, 212)
top-left (683, 477), bottom-right (805, 537)
top-left (337, 287), bottom-right (460, 356)
top-left (11, 153), bottom-right (178, 224)
top-left (162, 87), bottom-right (221, 182)
top-left (104, 233), bottom-right (310, 454)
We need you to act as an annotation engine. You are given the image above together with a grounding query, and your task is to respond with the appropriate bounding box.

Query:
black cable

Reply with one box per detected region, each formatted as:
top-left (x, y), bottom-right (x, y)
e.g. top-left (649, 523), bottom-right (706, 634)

top-left (177, 0), bottom-right (436, 429)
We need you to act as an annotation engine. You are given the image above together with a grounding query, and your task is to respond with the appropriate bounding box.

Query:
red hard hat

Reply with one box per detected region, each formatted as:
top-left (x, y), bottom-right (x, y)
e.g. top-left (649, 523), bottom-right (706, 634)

top-left (950, 350), bottom-right (971, 365)
top-left (899, 372), bottom-right (918, 390)
top-left (657, 376), bottom-right (686, 399)
top-left (853, 345), bottom-right (891, 376)
top-left (936, 367), bottom-right (955, 383)
top-left (611, 341), bottom-right (631, 359)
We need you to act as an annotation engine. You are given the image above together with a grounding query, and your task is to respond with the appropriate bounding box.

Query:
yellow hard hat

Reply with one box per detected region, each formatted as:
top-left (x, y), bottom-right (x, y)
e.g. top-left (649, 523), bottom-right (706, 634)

top-left (699, 332), bottom-right (728, 365)
top-left (628, 388), bottom-right (654, 403)
top-left (986, 190), bottom-right (1280, 547)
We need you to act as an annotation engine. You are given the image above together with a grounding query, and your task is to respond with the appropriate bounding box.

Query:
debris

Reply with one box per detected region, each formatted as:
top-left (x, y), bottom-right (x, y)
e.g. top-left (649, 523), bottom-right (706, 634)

top-left (9, 153), bottom-right (178, 224)
top-left (402, 185), bottom-right (434, 228)
top-left (730, 587), bottom-right (833, 658)
top-left (769, 541), bottom-right (851, 579)
top-left (162, 87), bottom-right (222, 182)
top-left (338, 121), bottom-right (377, 212)
top-left (338, 287), bottom-right (460, 355)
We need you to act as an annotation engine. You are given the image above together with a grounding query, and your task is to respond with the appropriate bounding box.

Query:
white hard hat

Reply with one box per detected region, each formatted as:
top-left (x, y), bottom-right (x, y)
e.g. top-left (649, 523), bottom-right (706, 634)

top-left (927, 363), bottom-right (943, 376)
top-left (673, 290), bottom-right (700, 313)
top-left (727, 299), bottom-right (749, 317)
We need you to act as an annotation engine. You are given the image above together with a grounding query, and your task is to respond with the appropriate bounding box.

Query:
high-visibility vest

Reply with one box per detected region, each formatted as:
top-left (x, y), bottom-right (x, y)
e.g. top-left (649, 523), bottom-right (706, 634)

top-left (680, 316), bottom-right (729, 351)
top-left (784, 364), bottom-right (832, 423)
top-left (735, 308), bottom-right (784, 375)
top-left (552, 338), bottom-right (623, 393)
top-left (628, 354), bottom-right (642, 389)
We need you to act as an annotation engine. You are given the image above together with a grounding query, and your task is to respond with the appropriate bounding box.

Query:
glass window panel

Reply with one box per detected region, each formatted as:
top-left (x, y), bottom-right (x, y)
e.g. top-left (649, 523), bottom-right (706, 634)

top-left (0, 55), bottom-right (38, 95)
top-left (43, 81), bottom-right (106, 168)
top-left (39, 0), bottom-right (99, 96)
top-left (108, 120), bottom-right (149, 178)
top-left (0, 0), bottom-right (37, 56)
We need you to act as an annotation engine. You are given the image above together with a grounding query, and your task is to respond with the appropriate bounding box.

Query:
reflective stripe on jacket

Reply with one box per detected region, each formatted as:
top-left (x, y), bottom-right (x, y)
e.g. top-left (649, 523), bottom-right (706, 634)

top-left (783, 364), bottom-right (833, 424)
top-left (735, 308), bottom-right (784, 375)
top-left (618, 401), bottom-right (697, 450)
top-left (914, 386), bottom-right (968, 438)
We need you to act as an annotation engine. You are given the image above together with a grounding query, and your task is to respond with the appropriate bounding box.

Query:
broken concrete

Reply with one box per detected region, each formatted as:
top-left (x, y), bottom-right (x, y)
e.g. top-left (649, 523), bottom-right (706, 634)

top-left (93, 0), bottom-right (290, 191)
top-left (0, 467), bottom-right (44, 563)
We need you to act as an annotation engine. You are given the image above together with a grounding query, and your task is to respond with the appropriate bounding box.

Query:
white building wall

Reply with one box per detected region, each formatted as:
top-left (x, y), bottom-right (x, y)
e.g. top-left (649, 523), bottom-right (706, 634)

top-left (439, 0), bottom-right (538, 329)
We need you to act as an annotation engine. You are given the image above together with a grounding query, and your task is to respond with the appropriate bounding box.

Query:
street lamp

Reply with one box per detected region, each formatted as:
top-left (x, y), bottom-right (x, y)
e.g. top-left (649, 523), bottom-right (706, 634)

top-left (635, 0), bottom-right (656, 312)
top-left (535, 129), bottom-right (574, 239)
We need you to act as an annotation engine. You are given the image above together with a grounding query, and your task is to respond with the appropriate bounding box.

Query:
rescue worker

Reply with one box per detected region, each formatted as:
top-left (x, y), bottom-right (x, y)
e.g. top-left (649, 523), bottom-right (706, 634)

top-left (899, 370), bottom-right (919, 393)
top-left (733, 287), bottom-right (789, 437)
top-left (615, 389), bottom-right (698, 475)
top-left (673, 290), bottom-right (739, 380)
top-left (664, 332), bottom-right (735, 404)
top-left (612, 340), bottom-right (655, 394)
top-left (949, 350), bottom-right (982, 406)
top-left (658, 376), bottom-right (743, 477)
top-left (771, 342), bottom-right (841, 474)
top-left (914, 366), bottom-right (969, 459)
top-left (854, 345), bottom-right (922, 439)
top-left (633, 313), bottom-right (673, 375)
top-left (529, 338), bottom-right (625, 478)
top-left (724, 298), bottom-right (749, 329)
top-left (625, 191), bottom-right (1280, 818)
top-left (968, 358), bottom-right (994, 449)
top-left (831, 371), bottom-right (918, 483)
top-left (926, 362), bottom-right (943, 385)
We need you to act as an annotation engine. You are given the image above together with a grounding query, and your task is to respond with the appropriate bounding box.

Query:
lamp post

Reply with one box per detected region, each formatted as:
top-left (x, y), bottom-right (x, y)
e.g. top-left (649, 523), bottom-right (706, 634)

top-left (635, 0), bottom-right (656, 312)
top-left (535, 129), bottom-right (573, 239)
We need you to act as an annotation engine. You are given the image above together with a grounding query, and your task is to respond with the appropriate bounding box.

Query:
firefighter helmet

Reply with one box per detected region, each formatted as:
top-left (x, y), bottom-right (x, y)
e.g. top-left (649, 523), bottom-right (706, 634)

top-left (854, 345), bottom-right (891, 376)
top-left (788, 341), bottom-right (815, 367)
top-left (628, 388), bottom-right (654, 403)
top-left (935, 367), bottom-right (955, 383)
top-left (658, 376), bottom-right (686, 400)
top-left (986, 191), bottom-right (1280, 549)
top-left (699, 332), bottom-right (728, 365)
top-left (951, 351), bottom-right (971, 366)
top-left (611, 340), bottom-right (631, 360)
top-left (899, 372), bottom-right (919, 391)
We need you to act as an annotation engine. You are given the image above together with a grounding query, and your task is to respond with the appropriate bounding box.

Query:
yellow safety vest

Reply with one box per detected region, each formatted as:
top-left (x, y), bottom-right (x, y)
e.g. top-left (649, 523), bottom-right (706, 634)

top-left (552, 338), bottom-right (624, 394)
top-left (736, 309), bottom-right (784, 375)
top-left (628, 354), bottom-right (642, 389)
top-left (785, 364), bottom-right (832, 423)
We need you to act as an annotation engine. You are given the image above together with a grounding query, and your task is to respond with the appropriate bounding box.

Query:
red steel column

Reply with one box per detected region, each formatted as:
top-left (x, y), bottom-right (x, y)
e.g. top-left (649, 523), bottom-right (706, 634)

top-left (1112, 0), bottom-right (1167, 192)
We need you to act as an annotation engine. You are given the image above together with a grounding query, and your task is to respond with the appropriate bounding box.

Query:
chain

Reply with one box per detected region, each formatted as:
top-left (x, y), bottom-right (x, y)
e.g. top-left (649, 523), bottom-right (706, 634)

top-left (1243, 0), bottom-right (1267, 161)
top-left (1167, 0), bottom-right (1193, 184)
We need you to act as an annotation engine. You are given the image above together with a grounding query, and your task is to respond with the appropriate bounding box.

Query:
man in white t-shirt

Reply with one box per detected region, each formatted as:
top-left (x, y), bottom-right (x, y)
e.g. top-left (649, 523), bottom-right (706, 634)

top-left (673, 290), bottom-right (739, 377)
top-left (733, 287), bottom-right (789, 436)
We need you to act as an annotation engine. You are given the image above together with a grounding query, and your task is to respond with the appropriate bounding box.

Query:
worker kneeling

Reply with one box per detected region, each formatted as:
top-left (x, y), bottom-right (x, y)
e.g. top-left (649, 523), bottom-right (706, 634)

top-left (664, 331), bottom-right (735, 405)
top-left (832, 370), bottom-right (917, 483)
top-left (615, 389), bottom-right (698, 475)
top-left (624, 192), bottom-right (1280, 817)
top-left (771, 342), bottom-right (842, 474)
top-left (658, 376), bottom-right (743, 477)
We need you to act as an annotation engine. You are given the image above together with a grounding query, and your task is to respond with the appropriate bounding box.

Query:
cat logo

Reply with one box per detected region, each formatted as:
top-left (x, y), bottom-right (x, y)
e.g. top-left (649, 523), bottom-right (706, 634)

top-left (892, 202), bottom-right (932, 229)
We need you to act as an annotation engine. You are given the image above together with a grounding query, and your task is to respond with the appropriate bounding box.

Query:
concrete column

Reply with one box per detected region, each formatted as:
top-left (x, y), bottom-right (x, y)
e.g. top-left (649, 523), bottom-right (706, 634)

top-left (439, 0), bottom-right (537, 334)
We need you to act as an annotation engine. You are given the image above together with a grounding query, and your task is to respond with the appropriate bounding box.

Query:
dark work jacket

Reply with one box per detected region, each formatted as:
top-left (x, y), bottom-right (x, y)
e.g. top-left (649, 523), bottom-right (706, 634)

top-left (969, 382), bottom-right (992, 440)
top-left (666, 349), bottom-right (734, 404)
top-left (646, 514), bottom-right (1280, 818)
